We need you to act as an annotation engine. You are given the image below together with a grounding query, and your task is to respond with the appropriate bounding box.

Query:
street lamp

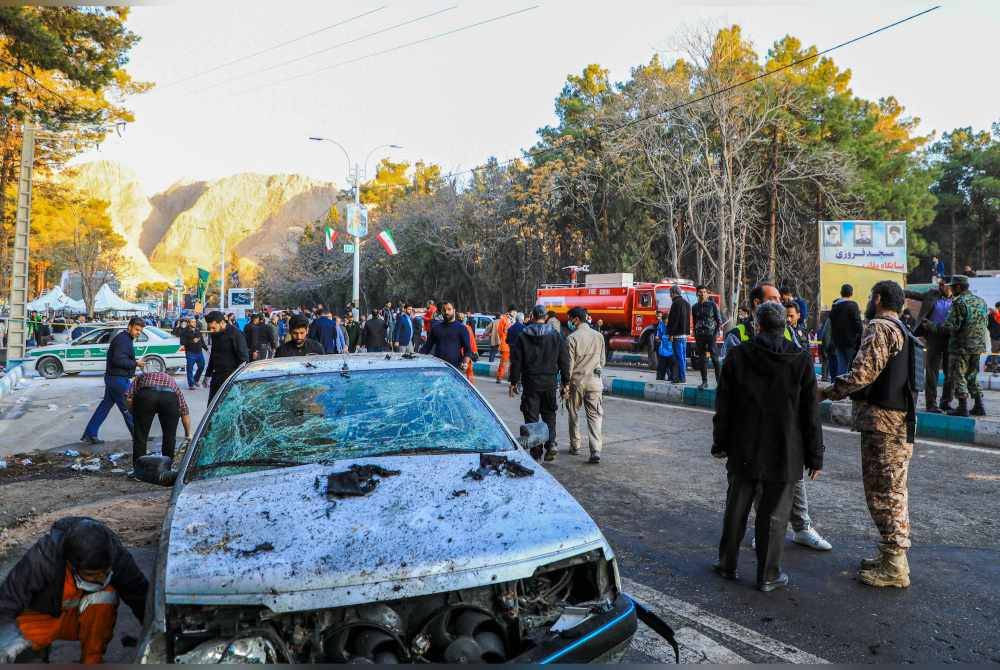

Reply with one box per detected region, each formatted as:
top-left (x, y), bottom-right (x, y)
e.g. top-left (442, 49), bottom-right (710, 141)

top-left (309, 137), bottom-right (403, 313)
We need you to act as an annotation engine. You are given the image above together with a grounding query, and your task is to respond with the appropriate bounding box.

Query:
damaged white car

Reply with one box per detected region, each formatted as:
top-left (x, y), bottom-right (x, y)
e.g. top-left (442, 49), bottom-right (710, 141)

top-left (137, 355), bottom-right (670, 664)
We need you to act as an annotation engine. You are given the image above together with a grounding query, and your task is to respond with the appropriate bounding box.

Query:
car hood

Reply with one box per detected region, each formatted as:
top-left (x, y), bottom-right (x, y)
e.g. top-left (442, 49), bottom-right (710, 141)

top-left (164, 451), bottom-right (608, 612)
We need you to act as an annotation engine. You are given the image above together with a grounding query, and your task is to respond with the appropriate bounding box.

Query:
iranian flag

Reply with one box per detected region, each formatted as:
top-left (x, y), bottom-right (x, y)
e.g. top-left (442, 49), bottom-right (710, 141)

top-left (324, 226), bottom-right (337, 251)
top-left (377, 229), bottom-right (399, 256)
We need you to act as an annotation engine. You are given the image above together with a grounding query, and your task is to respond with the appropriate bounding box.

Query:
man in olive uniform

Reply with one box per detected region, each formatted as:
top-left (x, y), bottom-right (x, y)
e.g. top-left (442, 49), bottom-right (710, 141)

top-left (565, 307), bottom-right (606, 464)
top-left (822, 280), bottom-right (915, 588)
top-left (930, 275), bottom-right (990, 417)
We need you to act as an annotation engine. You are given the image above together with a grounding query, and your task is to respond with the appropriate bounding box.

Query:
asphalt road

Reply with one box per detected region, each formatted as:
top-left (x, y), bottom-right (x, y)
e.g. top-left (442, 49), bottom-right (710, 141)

top-left (2, 371), bottom-right (999, 663)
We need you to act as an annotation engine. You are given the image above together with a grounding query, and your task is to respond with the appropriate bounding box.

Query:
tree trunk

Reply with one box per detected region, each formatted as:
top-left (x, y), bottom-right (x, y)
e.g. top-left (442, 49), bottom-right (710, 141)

top-left (950, 210), bottom-right (957, 274)
top-left (767, 128), bottom-right (779, 280)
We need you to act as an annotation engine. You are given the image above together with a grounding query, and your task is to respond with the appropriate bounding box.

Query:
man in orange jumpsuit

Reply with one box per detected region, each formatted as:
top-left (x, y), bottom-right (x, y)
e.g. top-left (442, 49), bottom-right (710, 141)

top-left (0, 517), bottom-right (148, 664)
top-left (495, 305), bottom-right (516, 383)
top-left (459, 312), bottom-right (480, 382)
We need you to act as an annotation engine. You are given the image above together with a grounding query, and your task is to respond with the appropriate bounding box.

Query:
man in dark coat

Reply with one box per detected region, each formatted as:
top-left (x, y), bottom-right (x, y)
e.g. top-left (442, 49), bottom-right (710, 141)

top-left (204, 310), bottom-right (250, 401)
top-left (665, 285), bottom-right (691, 383)
top-left (275, 315), bottom-right (325, 357)
top-left (712, 301), bottom-right (823, 592)
top-left (362, 312), bottom-right (388, 352)
top-left (827, 283), bottom-right (863, 377)
top-left (0, 517), bottom-right (148, 663)
top-left (509, 305), bottom-right (571, 462)
top-left (307, 308), bottom-right (339, 354)
top-left (420, 301), bottom-right (472, 369)
top-left (906, 280), bottom-right (954, 412)
top-left (81, 318), bottom-right (146, 445)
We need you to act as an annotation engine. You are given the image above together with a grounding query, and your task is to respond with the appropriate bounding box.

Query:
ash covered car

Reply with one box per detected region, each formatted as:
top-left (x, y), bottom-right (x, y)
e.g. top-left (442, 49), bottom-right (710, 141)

top-left (137, 354), bottom-right (664, 664)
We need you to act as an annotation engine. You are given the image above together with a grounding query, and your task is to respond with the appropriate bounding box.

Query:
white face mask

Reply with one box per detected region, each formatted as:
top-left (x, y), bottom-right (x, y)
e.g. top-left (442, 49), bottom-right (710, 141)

top-left (73, 569), bottom-right (113, 593)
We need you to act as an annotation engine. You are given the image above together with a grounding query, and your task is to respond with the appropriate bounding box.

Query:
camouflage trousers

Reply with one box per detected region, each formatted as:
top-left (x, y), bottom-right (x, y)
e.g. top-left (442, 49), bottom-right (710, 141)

top-left (861, 431), bottom-right (913, 551)
top-left (949, 353), bottom-right (982, 400)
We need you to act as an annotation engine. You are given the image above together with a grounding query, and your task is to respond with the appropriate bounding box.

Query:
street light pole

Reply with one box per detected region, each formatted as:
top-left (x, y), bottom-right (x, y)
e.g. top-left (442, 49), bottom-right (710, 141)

top-left (309, 138), bottom-right (401, 315)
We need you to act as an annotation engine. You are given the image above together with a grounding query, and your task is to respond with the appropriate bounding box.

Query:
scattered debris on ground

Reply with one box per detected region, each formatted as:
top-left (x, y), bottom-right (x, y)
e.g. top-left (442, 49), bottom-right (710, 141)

top-left (323, 464), bottom-right (401, 499)
top-left (464, 453), bottom-right (534, 481)
top-left (450, 489), bottom-right (468, 498)
top-left (236, 541), bottom-right (275, 558)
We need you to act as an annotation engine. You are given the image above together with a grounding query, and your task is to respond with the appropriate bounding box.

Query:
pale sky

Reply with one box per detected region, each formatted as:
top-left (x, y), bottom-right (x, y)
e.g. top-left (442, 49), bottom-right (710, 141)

top-left (74, 0), bottom-right (999, 196)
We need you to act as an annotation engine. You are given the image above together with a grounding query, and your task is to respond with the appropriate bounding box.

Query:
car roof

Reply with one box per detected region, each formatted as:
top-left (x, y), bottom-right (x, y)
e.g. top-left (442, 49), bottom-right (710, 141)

top-left (235, 353), bottom-right (452, 381)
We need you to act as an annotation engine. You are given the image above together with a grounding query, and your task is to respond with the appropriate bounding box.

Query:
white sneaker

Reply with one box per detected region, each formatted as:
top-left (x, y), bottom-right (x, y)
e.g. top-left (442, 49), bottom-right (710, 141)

top-left (793, 528), bottom-right (832, 551)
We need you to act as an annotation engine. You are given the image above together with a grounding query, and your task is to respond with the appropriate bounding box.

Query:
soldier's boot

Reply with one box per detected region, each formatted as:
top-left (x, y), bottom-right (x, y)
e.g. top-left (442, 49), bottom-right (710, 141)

top-left (858, 545), bottom-right (885, 571)
top-left (970, 397), bottom-right (987, 417)
top-left (939, 397), bottom-right (953, 412)
top-left (859, 549), bottom-right (910, 588)
top-left (948, 398), bottom-right (969, 417)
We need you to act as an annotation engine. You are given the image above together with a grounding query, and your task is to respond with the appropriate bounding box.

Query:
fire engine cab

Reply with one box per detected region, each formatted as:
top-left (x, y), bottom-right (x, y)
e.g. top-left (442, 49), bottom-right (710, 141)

top-left (536, 272), bottom-right (717, 369)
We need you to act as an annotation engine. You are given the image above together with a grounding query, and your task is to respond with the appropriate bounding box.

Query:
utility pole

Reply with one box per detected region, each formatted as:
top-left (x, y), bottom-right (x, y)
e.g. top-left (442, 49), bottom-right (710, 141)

top-left (5, 125), bottom-right (35, 362)
top-left (351, 162), bottom-right (361, 312)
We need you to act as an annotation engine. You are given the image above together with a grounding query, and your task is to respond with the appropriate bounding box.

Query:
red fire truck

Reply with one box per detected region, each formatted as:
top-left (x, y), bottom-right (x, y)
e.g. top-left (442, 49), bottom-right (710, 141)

top-left (536, 273), bottom-right (719, 369)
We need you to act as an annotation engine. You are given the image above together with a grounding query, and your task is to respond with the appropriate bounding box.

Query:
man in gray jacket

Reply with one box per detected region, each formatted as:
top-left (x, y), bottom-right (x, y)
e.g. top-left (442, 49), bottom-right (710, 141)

top-left (565, 307), bottom-right (606, 464)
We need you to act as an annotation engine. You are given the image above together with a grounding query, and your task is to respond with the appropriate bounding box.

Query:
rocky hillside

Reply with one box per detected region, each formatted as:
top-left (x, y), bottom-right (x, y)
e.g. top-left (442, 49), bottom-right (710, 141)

top-left (65, 161), bottom-right (339, 288)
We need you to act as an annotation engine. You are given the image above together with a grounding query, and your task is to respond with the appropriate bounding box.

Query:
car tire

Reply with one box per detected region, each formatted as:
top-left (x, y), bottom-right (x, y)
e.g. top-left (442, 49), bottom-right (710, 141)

top-left (143, 356), bottom-right (166, 374)
top-left (37, 357), bottom-right (63, 379)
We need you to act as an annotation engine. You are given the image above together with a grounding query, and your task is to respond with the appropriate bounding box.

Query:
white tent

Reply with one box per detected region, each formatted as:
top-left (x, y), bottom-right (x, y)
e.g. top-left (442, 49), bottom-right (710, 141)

top-left (92, 283), bottom-right (148, 313)
top-left (26, 286), bottom-right (86, 313)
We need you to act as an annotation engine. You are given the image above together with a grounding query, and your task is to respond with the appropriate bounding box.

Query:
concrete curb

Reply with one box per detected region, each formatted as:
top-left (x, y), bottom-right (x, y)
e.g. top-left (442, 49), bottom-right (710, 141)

top-left (0, 362), bottom-right (25, 401)
top-left (471, 359), bottom-right (1000, 448)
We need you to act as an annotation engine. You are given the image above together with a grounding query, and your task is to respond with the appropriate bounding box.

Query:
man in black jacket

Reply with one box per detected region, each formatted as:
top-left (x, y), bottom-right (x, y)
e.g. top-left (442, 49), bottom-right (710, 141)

top-left (275, 315), bottom-right (325, 357)
top-left (691, 285), bottom-right (723, 390)
top-left (420, 302), bottom-right (472, 369)
top-left (665, 285), bottom-right (691, 383)
top-left (712, 302), bottom-right (823, 592)
top-left (362, 312), bottom-right (388, 352)
top-left (828, 283), bottom-right (863, 377)
top-left (510, 305), bottom-right (571, 462)
top-left (180, 318), bottom-right (206, 390)
top-left (204, 310), bottom-right (250, 402)
top-left (0, 517), bottom-right (148, 663)
top-left (81, 318), bottom-right (146, 445)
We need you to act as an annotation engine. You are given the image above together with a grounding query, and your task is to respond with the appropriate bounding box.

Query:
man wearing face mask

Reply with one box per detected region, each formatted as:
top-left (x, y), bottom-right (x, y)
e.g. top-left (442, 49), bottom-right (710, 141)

top-left (0, 517), bottom-right (148, 663)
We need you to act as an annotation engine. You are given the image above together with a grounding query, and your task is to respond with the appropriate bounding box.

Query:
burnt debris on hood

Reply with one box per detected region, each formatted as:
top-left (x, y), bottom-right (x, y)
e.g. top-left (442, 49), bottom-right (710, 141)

top-left (323, 463), bottom-right (402, 499)
top-left (465, 453), bottom-right (534, 481)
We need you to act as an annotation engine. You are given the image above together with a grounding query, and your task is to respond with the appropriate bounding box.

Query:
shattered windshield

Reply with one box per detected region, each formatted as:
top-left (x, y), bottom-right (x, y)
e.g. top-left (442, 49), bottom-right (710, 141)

top-left (190, 367), bottom-right (513, 479)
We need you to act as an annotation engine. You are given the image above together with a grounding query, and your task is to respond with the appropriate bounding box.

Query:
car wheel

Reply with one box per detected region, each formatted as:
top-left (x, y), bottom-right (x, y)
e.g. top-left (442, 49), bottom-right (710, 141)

top-left (37, 357), bottom-right (63, 379)
top-left (143, 356), bottom-right (166, 373)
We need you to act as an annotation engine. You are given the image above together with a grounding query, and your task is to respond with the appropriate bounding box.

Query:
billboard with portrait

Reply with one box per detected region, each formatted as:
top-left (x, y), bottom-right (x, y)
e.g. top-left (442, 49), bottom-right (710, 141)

top-left (818, 220), bottom-right (908, 310)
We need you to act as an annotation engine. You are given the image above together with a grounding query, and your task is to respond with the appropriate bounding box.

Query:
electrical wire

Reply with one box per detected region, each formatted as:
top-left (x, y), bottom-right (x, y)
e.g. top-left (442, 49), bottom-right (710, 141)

top-left (156, 5), bottom-right (388, 90)
top-left (191, 5), bottom-right (459, 96)
top-left (433, 5), bottom-right (941, 183)
top-left (230, 5), bottom-right (540, 97)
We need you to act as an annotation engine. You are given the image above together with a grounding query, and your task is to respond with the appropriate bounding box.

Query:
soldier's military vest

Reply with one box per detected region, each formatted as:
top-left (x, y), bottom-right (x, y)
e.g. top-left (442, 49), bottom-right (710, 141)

top-left (850, 318), bottom-right (915, 411)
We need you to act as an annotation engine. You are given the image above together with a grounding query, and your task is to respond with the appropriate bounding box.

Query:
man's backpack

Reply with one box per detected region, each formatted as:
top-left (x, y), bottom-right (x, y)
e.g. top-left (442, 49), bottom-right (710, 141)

top-left (880, 316), bottom-right (926, 395)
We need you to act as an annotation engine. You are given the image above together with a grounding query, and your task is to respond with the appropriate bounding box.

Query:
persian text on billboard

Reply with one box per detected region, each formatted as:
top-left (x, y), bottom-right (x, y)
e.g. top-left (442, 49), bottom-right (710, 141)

top-left (818, 220), bottom-right (906, 273)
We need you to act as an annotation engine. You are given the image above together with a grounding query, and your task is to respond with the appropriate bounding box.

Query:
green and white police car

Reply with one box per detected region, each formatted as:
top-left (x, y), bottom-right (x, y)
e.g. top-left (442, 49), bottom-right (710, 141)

top-left (28, 325), bottom-right (186, 379)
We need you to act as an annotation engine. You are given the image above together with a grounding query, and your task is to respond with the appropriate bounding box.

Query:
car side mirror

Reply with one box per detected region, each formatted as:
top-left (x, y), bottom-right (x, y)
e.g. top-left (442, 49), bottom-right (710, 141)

top-left (135, 455), bottom-right (177, 487)
top-left (518, 422), bottom-right (549, 450)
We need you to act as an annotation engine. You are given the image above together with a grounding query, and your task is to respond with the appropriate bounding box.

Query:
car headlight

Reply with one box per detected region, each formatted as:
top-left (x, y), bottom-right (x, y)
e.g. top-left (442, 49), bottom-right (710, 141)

top-left (175, 634), bottom-right (285, 664)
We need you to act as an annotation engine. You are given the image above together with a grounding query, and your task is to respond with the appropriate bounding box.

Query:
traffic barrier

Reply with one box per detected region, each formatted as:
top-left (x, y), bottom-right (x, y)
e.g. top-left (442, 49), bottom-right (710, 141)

top-left (473, 359), bottom-right (999, 448)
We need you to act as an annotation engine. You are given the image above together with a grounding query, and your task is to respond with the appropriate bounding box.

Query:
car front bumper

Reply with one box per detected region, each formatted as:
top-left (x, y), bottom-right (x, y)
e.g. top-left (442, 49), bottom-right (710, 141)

top-left (510, 593), bottom-right (637, 664)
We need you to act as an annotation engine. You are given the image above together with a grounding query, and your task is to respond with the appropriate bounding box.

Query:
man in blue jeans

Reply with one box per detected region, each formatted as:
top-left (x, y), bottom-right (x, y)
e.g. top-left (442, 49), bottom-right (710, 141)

top-left (179, 318), bottom-right (206, 390)
top-left (81, 318), bottom-right (145, 445)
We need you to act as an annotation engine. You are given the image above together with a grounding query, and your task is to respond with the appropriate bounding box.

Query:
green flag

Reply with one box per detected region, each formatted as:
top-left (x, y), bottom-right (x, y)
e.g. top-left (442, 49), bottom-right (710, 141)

top-left (197, 267), bottom-right (210, 304)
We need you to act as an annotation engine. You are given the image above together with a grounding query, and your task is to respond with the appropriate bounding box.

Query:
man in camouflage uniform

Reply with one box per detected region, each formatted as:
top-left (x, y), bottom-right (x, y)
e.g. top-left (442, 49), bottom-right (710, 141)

top-left (929, 275), bottom-right (989, 417)
top-left (822, 280), bottom-right (914, 588)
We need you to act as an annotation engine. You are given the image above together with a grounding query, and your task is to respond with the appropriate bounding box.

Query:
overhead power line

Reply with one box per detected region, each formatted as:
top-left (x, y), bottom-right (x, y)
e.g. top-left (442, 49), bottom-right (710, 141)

top-left (156, 5), bottom-right (388, 90)
top-left (192, 5), bottom-right (459, 96)
top-left (435, 5), bottom-right (942, 182)
top-left (231, 5), bottom-right (540, 97)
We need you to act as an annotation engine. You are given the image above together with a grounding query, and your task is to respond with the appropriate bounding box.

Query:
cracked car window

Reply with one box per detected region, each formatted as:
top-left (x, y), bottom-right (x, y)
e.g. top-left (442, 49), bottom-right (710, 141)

top-left (191, 368), bottom-right (513, 479)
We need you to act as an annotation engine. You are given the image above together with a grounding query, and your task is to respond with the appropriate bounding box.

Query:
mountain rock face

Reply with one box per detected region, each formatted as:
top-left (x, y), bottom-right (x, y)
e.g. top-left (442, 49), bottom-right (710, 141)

top-left (149, 173), bottom-right (339, 278)
top-left (66, 161), bottom-right (164, 289)
top-left (65, 162), bottom-right (338, 288)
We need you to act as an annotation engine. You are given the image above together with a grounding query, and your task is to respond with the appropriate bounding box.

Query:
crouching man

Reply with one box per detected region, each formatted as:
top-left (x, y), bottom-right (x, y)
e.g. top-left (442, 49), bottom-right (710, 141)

top-left (0, 517), bottom-right (148, 663)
